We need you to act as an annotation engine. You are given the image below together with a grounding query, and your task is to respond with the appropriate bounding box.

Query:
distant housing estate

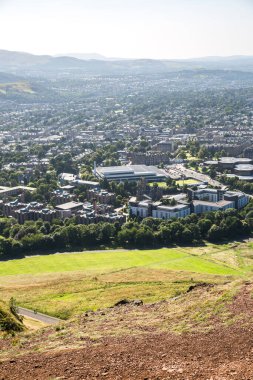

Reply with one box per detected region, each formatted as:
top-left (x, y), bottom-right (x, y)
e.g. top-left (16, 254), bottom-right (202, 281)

top-left (129, 152), bottom-right (170, 166)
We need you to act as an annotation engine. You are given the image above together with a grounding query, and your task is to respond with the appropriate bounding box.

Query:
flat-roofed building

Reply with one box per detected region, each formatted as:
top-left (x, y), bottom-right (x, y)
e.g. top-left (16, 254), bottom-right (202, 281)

top-left (188, 188), bottom-right (225, 203)
top-left (189, 188), bottom-right (249, 212)
top-left (224, 191), bottom-right (249, 209)
top-left (95, 165), bottom-right (167, 182)
top-left (234, 164), bottom-right (253, 176)
top-left (129, 197), bottom-right (191, 220)
top-left (218, 157), bottom-right (252, 170)
top-left (192, 199), bottom-right (235, 214)
top-left (55, 201), bottom-right (83, 218)
top-left (130, 188), bottom-right (249, 220)
top-left (129, 198), bottom-right (152, 218)
top-left (59, 173), bottom-right (76, 184)
top-left (152, 203), bottom-right (190, 219)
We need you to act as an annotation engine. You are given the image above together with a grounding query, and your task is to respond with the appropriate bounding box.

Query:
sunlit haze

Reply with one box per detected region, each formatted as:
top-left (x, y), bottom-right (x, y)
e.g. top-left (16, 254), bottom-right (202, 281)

top-left (0, 0), bottom-right (253, 59)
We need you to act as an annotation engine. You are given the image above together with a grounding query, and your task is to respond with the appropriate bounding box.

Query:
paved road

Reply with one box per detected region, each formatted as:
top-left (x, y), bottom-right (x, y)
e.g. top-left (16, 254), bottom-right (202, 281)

top-left (18, 307), bottom-right (62, 325)
top-left (166, 164), bottom-right (224, 188)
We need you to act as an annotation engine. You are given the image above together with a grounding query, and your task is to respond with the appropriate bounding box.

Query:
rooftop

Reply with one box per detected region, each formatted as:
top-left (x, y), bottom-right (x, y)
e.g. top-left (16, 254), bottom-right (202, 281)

top-left (96, 165), bottom-right (166, 177)
top-left (235, 164), bottom-right (253, 170)
top-left (193, 200), bottom-right (234, 207)
top-left (55, 201), bottom-right (83, 210)
top-left (219, 157), bottom-right (252, 164)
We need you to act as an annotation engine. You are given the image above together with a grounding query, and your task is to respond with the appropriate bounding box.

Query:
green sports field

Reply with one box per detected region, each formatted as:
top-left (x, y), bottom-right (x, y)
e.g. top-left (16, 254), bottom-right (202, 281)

top-left (0, 243), bottom-right (252, 319)
top-left (176, 179), bottom-right (200, 186)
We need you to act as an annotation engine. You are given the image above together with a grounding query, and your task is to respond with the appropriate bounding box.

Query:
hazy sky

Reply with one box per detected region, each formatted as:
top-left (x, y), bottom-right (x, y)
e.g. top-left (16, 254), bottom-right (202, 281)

top-left (0, 0), bottom-right (253, 59)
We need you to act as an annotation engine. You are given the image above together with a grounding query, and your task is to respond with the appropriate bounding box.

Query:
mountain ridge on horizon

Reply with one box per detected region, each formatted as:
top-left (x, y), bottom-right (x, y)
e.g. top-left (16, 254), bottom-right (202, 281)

top-left (1, 48), bottom-right (253, 76)
top-left (2, 48), bottom-right (253, 62)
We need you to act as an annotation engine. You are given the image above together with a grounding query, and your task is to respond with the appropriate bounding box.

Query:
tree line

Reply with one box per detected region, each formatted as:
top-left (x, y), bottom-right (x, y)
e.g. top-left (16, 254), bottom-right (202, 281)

top-left (0, 200), bottom-right (253, 259)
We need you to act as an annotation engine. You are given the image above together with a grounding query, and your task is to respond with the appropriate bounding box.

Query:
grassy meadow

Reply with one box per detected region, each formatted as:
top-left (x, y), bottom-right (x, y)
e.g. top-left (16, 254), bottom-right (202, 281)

top-left (0, 242), bottom-right (253, 319)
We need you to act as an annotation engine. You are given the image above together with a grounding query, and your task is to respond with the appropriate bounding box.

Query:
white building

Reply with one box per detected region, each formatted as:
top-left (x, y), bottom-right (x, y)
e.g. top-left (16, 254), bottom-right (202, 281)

top-left (192, 200), bottom-right (234, 214)
top-left (129, 188), bottom-right (249, 220)
top-left (129, 197), bottom-right (191, 220)
top-left (152, 203), bottom-right (191, 219)
top-left (95, 165), bottom-right (167, 182)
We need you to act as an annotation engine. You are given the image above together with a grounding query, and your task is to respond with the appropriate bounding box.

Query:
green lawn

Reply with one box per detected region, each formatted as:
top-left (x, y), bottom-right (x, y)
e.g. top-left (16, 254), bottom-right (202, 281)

top-left (0, 244), bottom-right (251, 319)
top-left (150, 181), bottom-right (168, 188)
top-left (186, 153), bottom-right (200, 161)
top-left (176, 179), bottom-right (200, 186)
top-left (0, 248), bottom-right (241, 277)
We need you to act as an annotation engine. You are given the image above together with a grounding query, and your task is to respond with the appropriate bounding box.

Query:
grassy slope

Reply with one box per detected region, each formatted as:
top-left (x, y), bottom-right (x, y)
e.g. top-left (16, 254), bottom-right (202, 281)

top-left (0, 243), bottom-right (252, 319)
top-left (0, 300), bottom-right (24, 332)
top-left (0, 82), bottom-right (34, 94)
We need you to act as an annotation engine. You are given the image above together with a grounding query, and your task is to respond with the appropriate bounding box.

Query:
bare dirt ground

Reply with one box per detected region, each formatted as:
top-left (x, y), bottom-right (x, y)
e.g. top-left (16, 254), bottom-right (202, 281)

top-left (1, 326), bottom-right (253, 380)
top-left (1, 283), bottom-right (253, 380)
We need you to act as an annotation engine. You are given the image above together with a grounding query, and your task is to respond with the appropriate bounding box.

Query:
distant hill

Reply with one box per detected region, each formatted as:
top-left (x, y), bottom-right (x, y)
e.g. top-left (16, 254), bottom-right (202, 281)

top-left (0, 49), bottom-right (51, 69)
top-left (55, 53), bottom-right (128, 61)
top-left (55, 53), bottom-right (109, 60)
top-left (1, 49), bottom-right (253, 76)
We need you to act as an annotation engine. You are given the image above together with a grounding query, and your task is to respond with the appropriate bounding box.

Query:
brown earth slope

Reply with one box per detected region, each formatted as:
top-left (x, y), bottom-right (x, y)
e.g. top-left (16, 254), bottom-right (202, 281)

top-left (1, 283), bottom-right (253, 379)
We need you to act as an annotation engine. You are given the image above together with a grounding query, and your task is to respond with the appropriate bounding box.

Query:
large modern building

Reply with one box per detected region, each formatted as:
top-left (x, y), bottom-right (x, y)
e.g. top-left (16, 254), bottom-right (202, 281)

top-left (95, 165), bottom-right (167, 182)
top-left (216, 157), bottom-right (253, 181)
top-left (192, 199), bottom-right (235, 214)
top-left (129, 188), bottom-right (249, 220)
top-left (234, 164), bottom-right (253, 177)
top-left (218, 157), bottom-right (253, 170)
top-left (189, 188), bottom-right (249, 214)
top-left (188, 188), bottom-right (224, 203)
top-left (129, 197), bottom-right (191, 220)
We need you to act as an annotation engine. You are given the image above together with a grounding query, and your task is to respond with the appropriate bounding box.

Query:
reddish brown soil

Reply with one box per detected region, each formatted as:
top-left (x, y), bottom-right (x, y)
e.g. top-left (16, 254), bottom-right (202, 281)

top-left (1, 326), bottom-right (253, 380)
top-left (1, 285), bottom-right (253, 380)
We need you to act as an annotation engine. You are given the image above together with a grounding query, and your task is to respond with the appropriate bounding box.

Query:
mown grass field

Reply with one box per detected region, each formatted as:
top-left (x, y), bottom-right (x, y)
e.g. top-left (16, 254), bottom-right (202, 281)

top-left (1, 242), bottom-right (253, 319)
top-left (176, 179), bottom-right (200, 186)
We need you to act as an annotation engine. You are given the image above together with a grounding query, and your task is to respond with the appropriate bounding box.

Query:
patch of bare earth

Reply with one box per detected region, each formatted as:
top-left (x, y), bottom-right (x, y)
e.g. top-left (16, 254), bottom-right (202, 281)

top-left (1, 283), bottom-right (253, 380)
